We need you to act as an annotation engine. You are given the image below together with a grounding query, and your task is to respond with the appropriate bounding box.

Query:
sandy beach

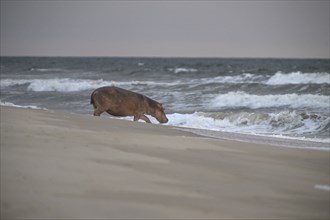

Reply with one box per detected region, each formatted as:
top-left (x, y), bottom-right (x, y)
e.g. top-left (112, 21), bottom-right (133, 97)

top-left (1, 106), bottom-right (329, 219)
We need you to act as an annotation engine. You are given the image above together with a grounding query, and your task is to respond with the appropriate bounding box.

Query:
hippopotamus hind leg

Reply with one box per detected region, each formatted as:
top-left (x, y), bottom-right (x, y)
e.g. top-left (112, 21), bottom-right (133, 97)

top-left (93, 107), bottom-right (104, 116)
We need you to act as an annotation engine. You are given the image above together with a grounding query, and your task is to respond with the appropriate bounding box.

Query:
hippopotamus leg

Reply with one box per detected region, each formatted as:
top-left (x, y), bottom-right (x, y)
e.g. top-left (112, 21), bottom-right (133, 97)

top-left (134, 114), bottom-right (151, 123)
top-left (94, 108), bottom-right (104, 116)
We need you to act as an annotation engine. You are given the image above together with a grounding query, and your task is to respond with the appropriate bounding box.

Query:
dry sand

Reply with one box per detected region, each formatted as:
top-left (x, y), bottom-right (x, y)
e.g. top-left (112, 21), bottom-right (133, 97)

top-left (1, 106), bottom-right (329, 219)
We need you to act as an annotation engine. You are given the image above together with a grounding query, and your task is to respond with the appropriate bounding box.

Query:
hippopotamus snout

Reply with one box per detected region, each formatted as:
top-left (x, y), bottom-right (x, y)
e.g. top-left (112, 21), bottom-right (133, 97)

top-left (154, 106), bottom-right (168, 124)
top-left (159, 116), bottom-right (169, 124)
top-left (155, 112), bottom-right (168, 123)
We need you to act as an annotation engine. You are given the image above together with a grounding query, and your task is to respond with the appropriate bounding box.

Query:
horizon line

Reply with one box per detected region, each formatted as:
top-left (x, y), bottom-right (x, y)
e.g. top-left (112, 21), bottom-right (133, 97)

top-left (1, 55), bottom-right (329, 60)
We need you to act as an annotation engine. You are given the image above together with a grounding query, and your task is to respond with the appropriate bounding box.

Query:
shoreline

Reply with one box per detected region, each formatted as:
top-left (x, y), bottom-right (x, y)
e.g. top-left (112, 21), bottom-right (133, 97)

top-left (184, 127), bottom-right (330, 151)
top-left (1, 106), bottom-right (329, 219)
top-left (1, 101), bottom-right (329, 151)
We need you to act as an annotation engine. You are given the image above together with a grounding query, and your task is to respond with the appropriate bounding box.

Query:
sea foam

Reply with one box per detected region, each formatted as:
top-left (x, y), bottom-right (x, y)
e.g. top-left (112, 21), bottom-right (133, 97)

top-left (165, 111), bottom-right (329, 135)
top-left (0, 100), bottom-right (44, 109)
top-left (127, 110), bottom-right (329, 145)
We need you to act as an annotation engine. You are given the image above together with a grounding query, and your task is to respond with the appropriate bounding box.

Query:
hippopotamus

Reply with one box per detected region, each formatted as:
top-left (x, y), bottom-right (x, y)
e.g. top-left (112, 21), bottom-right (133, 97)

top-left (90, 86), bottom-right (168, 124)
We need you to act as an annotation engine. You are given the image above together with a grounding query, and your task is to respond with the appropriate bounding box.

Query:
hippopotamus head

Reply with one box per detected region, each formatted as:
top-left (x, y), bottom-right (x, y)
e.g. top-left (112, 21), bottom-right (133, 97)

top-left (153, 103), bottom-right (168, 123)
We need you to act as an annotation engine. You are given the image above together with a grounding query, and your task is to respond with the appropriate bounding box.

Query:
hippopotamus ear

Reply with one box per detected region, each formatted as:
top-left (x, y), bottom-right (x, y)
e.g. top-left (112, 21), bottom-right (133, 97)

top-left (158, 103), bottom-right (165, 111)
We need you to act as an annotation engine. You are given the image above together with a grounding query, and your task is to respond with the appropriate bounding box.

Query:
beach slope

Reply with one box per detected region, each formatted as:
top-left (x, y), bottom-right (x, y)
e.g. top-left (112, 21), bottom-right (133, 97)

top-left (1, 106), bottom-right (329, 219)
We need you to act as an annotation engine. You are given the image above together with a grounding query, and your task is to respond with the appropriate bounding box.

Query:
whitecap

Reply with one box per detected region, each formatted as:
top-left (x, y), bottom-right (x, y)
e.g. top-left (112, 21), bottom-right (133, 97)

top-left (314, 185), bottom-right (330, 191)
top-left (30, 68), bottom-right (63, 72)
top-left (210, 91), bottom-right (330, 110)
top-left (169, 67), bottom-right (198, 74)
top-left (0, 79), bottom-right (31, 88)
top-left (201, 73), bottom-right (263, 84)
top-left (26, 78), bottom-right (109, 92)
top-left (265, 71), bottom-right (330, 85)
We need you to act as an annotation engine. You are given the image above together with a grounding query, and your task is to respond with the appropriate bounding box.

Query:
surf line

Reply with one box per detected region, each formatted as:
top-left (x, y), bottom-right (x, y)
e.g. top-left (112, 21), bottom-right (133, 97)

top-left (314, 185), bottom-right (330, 191)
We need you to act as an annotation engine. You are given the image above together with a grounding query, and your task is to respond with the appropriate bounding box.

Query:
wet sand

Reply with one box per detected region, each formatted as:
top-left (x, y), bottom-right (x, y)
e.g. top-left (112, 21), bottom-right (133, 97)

top-left (1, 106), bottom-right (329, 219)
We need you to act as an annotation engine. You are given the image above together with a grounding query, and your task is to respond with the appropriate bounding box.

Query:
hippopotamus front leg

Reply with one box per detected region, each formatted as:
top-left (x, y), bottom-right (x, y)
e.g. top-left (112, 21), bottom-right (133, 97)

top-left (134, 114), bottom-right (152, 123)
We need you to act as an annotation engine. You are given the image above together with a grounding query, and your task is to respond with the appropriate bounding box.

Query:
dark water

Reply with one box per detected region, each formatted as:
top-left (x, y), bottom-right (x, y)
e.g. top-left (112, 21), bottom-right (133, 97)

top-left (1, 57), bottom-right (329, 145)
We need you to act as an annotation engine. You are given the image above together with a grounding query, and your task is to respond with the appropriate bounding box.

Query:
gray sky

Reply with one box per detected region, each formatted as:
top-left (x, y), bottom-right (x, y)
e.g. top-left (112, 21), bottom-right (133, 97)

top-left (1, 1), bottom-right (329, 58)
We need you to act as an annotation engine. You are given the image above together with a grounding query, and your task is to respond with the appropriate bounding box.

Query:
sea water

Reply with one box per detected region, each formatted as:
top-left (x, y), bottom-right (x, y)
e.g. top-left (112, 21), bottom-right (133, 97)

top-left (1, 57), bottom-right (329, 149)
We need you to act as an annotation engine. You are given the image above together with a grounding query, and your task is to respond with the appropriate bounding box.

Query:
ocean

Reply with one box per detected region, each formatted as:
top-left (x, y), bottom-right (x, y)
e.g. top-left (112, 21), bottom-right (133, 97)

top-left (1, 57), bottom-right (329, 149)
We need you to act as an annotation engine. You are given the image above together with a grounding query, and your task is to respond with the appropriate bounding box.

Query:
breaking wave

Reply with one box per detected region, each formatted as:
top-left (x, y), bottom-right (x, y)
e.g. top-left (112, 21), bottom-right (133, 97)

top-left (197, 72), bottom-right (330, 85)
top-left (0, 78), bottom-right (176, 92)
top-left (126, 110), bottom-right (330, 143)
top-left (179, 71), bottom-right (329, 85)
top-left (265, 71), bottom-right (330, 85)
top-left (1, 71), bottom-right (329, 93)
top-left (210, 92), bottom-right (329, 110)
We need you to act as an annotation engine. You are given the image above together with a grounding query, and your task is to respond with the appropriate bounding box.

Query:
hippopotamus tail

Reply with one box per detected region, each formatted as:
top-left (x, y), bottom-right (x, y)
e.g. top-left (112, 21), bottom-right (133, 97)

top-left (90, 91), bottom-right (96, 108)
